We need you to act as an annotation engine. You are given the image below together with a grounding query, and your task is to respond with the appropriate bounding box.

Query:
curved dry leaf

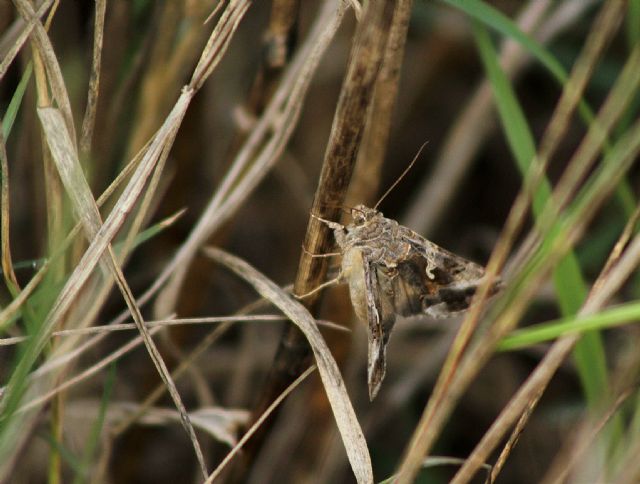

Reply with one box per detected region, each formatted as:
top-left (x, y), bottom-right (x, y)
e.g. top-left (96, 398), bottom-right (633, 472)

top-left (68, 400), bottom-right (250, 448)
top-left (203, 246), bottom-right (373, 484)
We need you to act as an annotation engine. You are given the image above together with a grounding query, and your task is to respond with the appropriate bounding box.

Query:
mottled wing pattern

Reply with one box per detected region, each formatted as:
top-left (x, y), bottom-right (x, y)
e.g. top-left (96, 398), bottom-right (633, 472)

top-left (391, 252), bottom-right (434, 315)
top-left (398, 227), bottom-right (495, 318)
top-left (362, 258), bottom-right (397, 400)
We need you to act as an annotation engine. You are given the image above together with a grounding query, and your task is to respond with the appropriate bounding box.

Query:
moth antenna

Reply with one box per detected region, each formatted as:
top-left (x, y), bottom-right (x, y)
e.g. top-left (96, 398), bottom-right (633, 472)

top-left (374, 141), bottom-right (429, 210)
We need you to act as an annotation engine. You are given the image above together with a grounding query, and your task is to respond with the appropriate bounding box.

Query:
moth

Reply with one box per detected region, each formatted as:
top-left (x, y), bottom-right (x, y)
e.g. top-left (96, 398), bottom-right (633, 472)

top-left (312, 205), bottom-right (501, 400)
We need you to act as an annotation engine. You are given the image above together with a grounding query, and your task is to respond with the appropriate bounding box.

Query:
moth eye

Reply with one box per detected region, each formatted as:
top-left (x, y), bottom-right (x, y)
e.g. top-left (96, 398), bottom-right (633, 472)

top-left (353, 213), bottom-right (366, 225)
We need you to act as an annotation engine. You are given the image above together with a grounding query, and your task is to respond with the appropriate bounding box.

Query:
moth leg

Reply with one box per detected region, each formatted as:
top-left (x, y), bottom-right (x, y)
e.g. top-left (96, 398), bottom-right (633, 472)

top-left (309, 212), bottom-right (344, 232)
top-left (300, 243), bottom-right (341, 258)
top-left (295, 274), bottom-right (343, 300)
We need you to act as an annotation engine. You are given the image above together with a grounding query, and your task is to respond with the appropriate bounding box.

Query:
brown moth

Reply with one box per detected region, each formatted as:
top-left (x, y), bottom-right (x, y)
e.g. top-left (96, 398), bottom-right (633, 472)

top-left (313, 205), bottom-right (501, 400)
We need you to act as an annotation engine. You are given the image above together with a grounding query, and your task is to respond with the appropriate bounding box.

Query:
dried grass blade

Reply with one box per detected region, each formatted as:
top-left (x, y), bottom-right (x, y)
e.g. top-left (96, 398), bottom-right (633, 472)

top-left (31, 90), bottom-right (189, 346)
top-left (0, 90), bottom-right (192, 473)
top-left (153, 0), bottom-right (346, 318)
top-left (0, 0), bottom-right (52, 81)
top-left (189, 0), bottom-right (251, 90)
top-left (13, 0), bottom-right (76, 142)
top-left (79, 0), bottom-right (106, 153)
top-left (0, 129), bottom-right (19, 294)
top-left (69, 400), bottom-right (250, 448)
top-left (0, 142), bottom-right (144, 331)
top-left (37, 105), bottom-right (209, 478)
top-left (204, 246), bottom-right (373, 484)
top-left (206, 366), bottom-right (316, 483)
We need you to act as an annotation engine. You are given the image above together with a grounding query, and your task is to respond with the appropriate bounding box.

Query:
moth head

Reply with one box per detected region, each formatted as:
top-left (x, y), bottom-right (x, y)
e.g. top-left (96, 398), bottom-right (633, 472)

top-left (351, 204), bottom-right (379, 225)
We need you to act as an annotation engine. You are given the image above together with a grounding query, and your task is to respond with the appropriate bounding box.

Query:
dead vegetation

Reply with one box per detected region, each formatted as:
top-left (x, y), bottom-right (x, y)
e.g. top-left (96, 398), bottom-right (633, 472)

top-left (1, 1), bottom-right (640, 483)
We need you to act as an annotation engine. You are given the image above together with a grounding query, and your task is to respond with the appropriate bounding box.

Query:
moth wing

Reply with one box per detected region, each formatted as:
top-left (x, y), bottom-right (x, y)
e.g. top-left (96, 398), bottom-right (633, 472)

top-left (398, 227), bottom-right (500, 318)
top-left (391, 253), bottom-right (433, 316)
top-left (363, 260), bottom-right (397, 401)
top-left (342, 248), bottom-right (395, 400)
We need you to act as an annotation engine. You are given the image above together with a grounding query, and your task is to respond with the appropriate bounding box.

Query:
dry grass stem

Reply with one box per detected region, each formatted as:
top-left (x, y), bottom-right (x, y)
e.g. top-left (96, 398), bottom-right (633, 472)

top-left (0, 314), bottom-right (288, 346)
top-left (153, 0), bottom-right (347, 318)
top-left (395, 1), bottom-right (629, 480)
top-left (0, 130), bottom-right (19, 294)
top-left (451, 179), bottom-right (640, 484)
top-left (349, 0), bottom-right (414, 206)
top-left (79, 0), bottom-right (106, 153)
top-left (206, 366), bottom-right (317, 483)
top-left (404, 0), bottom-right (598, 233)
top-left (0, 1), bottom-right (53, 81)
top-left (487, 393), bottom-right (542, 484)
top-left (1, 1), bottom-right (638, 481)
top-left (205, 246), bottom-right (373, 483)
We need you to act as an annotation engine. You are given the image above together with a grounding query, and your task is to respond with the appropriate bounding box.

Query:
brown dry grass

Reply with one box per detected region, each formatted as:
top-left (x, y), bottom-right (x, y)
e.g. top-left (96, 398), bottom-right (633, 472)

top-left (1, 1), bottom-right (640, 483)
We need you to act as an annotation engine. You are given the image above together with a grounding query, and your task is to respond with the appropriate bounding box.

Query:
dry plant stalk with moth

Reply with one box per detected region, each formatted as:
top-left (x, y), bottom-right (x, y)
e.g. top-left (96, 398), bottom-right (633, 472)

top-left (304, 147), bottom-right (502, 400)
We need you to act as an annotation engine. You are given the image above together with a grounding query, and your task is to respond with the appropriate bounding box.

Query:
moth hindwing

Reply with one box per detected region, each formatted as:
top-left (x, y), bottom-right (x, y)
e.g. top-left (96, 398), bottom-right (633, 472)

top-left (317, 204), bottom-right (500, 400)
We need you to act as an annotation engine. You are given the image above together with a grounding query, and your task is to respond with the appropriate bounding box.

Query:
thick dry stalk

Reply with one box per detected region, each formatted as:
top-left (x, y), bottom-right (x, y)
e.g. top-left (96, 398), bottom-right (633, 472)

top-left (348, 0), bottom-right (414, 207)
top-left (242, 0), bottom-right (397, 477)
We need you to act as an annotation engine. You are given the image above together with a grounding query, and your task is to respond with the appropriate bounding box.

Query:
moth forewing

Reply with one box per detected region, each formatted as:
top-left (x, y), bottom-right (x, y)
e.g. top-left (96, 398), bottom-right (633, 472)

top-left (341, 247), bottom-right (388, 400)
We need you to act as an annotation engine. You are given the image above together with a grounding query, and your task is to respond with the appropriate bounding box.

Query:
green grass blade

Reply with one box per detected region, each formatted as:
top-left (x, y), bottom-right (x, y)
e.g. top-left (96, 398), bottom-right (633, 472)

top-left (441, 0), bottom-right (568, 83)
top-left (441, 0), bottom-right (636, 215)
top-left (2, 63), bottom-right (33, 139)
top-left (472, 21), bottom-right (608, 405)
top-left (628, 0), bottom-right (640, 46)
top-left (40, 431), bottom-right (85, 476)
top-left (73, 363), bottom-right (116, 484)
top-left (499, 301), bottom-right (640, 351)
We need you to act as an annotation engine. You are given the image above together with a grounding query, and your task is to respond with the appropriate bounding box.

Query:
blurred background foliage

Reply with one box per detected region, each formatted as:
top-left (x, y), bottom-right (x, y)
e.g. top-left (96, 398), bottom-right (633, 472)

top-left (1, 1), bottom-right (640, 483)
